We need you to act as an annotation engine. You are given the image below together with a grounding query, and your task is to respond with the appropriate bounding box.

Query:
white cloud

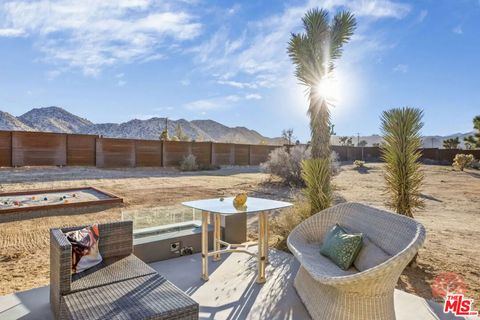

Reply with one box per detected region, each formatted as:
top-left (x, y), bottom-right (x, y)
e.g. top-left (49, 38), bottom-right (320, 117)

top-left (0, 28), bottom-right (24, 37)
top-left (0, 0), bottom-right (202, 75)
top-left (184, 94), bottom-right (249, 111)
top-left (452, 25), bottom-right (463, 34)
top-left (190, 0), bottom-right (411, 92)
top-left (245, 93), bottom-right (262, 100)
top-left (393, 64), bottom-right (408, 73)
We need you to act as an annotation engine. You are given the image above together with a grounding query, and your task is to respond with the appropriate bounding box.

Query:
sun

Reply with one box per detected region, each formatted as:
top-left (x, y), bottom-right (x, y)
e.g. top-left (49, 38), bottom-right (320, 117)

top-left (315, 74), bottom-right (341, 105)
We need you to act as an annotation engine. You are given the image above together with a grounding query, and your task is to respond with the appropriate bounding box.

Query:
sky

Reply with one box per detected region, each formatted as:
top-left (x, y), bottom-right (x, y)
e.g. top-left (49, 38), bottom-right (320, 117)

top-left (0, 0), bottom-right (479, 141)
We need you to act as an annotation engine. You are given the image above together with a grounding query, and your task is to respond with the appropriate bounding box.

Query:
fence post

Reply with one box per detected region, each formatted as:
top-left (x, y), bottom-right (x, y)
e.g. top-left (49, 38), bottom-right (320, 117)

top-left (210, 142), bottom-right (214, 165)
top-left (248, 145), bottom-right (251, 165)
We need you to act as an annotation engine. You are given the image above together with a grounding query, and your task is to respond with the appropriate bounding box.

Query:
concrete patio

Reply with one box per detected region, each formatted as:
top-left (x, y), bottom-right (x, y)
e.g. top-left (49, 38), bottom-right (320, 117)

top-left (0, 248), bottom-right (470, 320)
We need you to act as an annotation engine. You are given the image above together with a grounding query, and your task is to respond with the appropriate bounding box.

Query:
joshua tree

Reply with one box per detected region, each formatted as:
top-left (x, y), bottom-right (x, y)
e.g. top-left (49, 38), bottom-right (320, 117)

top-left (288, 8), bottom-right (355, 214)
top-left (160, 118), bottom-right (169, 141)
top-left (443, 137), bottom-right (460, 149)
top-left (282, 128), bottom-right (296, 145)
top-left (381, 107), bottom-right (424, 218)
top-left (175, 124), bottom-right (190, 141)
top-left (288, 8), bottom-right (356, 159)
top-left (358, 140), bottom-right (368, 147)
top-left (464, 115), bottom-right (480, 149)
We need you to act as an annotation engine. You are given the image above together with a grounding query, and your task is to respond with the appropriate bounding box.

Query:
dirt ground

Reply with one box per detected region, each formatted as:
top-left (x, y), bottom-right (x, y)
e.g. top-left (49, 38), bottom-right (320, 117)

top-left (0, 164), bottom-right (479, 307)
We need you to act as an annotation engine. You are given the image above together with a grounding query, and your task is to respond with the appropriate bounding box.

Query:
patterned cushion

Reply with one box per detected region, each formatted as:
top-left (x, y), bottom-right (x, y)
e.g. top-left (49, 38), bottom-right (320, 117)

top-left (320, 228), bottom-right (363, 270)
top-left (322, 224), bottom-right (346, 244)
top-left (65, 225), bottom-right (103, 274)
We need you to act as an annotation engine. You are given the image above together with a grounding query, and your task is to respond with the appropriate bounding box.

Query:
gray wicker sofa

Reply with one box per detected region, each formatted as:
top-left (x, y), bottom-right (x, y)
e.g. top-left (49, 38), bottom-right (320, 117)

top-left (50, 220), bottom-right (198, 320)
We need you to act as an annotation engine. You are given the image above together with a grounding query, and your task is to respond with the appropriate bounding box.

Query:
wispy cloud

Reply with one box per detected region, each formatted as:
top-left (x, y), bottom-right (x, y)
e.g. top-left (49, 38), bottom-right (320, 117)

top-left (393, 64), bottom-right (408, 73)
top-left (190, 0), bottom-right (412, 91)
top-left (245, 93), bottom-right (262, 100)
top-left (415, 10), bottom-right (428, 24)
top-left (0, 0), bottom-right (202, 75)
top-left (452, 25), bottom-right (463, 34)
top-left (0, 28), bottom-right (24, 37)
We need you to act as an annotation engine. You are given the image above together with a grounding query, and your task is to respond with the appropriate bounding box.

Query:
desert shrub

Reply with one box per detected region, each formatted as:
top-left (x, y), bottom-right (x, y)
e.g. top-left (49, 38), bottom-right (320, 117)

top-left (330, 150), bottom-right (341, 176)
top-left (270, 199), bottom-right (311, 252)
top-left (381, 107), bottom-right (424, 218)
top-left (301, 158), bottom-right (332, 214)
top-left (353, 160), bottom-right (365, 168)
top-left (260, 145), bottom-right (310, 186)
top-left (452, 154), bottom-right (474, 171)
top-left (179, 154), bottom-right (198, 171)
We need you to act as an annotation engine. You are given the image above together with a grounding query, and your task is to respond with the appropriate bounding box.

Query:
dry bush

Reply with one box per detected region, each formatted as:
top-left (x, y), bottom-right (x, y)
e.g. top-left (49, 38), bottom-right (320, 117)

top-left (270, 199), bottom-right (311, 252)
top-left (260, 145), bottom-right (310, 186)
top-left (353, 160), bottom-right (365, 168)
top-left (453, 154), bottom-right (474, 171)
top-left (179, 154), bottom-right (198, 171)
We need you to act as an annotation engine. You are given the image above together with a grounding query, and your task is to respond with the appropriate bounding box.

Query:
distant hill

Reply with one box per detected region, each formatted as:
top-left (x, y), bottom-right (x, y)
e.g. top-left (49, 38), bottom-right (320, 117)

top-left (19, 107), bottom-right (93, 133)
top-left (0, 106), bottom-right (283, 145)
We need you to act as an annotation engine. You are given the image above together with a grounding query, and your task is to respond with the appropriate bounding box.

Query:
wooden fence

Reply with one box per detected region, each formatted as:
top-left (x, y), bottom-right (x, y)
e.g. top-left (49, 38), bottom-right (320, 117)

top-left (1, 130), bottom-right (478, 168)
top-left (0, 130), bottom-right (281, 168)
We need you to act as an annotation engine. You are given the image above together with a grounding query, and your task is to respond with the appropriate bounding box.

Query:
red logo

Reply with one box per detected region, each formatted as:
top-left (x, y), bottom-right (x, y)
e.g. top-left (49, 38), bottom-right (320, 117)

top-left (443, 294), bottom-right (478, 316)
top-left (431, 272), bottom-right (478, 317)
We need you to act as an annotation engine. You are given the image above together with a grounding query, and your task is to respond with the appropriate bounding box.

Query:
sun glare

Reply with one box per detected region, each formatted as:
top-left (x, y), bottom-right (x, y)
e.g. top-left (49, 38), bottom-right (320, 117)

top-left (315, 75), bottom-right (341, 104)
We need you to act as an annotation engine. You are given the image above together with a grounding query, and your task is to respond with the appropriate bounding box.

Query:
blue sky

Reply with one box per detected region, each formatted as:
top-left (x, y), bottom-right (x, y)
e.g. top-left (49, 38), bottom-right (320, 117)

top-left (0, 0), bottom-right (479, 141)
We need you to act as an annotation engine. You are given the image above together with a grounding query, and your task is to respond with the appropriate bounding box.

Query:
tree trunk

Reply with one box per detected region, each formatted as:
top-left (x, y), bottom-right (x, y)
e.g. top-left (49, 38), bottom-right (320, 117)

top-left (308, 90), bottom-right (331, 159)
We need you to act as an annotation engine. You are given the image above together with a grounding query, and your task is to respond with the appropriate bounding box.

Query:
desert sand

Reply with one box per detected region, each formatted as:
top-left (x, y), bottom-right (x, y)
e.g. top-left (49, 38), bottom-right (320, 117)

top-left (0, 164), bottom-right (479, 307)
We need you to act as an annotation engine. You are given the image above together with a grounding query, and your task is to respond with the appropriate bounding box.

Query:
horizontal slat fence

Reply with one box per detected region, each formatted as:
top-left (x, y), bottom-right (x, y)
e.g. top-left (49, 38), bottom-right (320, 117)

top-left (67, 134), bottom-right (97, 166)
top-left (12, 131), bottom-right (67, 166)
top-left (1, 130), bottom-right (479, 168)
top-left (0, 131), bottom-right (12, 167)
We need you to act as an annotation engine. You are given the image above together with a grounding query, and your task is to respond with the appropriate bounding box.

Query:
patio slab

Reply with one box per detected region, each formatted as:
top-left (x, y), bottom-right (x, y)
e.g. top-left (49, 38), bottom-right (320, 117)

top-left (0, 248), bottom-right (472, 320)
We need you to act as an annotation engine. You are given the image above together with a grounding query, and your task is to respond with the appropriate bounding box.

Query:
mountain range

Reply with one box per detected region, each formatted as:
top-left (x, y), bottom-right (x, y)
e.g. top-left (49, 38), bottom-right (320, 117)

top-left (0, 107), bottom-right (474, 148)
top-left (0, 107), bottom-right (284, 144)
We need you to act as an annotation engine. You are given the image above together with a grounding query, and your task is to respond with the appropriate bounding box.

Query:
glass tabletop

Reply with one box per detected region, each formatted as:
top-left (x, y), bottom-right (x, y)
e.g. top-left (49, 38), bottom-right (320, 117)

top-left (182, 197), bottom-right (293, 215)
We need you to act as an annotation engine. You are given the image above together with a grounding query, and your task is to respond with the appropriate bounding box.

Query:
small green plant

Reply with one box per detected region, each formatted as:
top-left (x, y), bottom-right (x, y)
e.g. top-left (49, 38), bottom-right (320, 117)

top-left (353, 160), bottom-right (365, 168)
top-left (301, 158), bottom-right (332, 214)
top-left (179, 154), bottom-right (198, 171)
top-left (452, 154), bottom-right (474, 171)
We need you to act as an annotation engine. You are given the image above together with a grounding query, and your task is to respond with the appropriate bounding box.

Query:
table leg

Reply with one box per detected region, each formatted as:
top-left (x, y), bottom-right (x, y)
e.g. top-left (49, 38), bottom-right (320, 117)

top-left (213, 214), bottom-right (221, 261)
top-left (201, 210), bottom-right (209, 281)
top-left (257, 211), bottom-right (267, 283)
top-left (265, 212), bottom-right (269, 265)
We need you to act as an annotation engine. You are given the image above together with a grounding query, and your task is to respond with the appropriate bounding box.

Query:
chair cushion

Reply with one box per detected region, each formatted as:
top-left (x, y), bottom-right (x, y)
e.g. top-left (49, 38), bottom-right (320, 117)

top-left (62, 273), bottom-right (199, 320)
top-left (300, 242), bottom-right (359, 278)
top-left (321, 223), bottom-right (346, 244)
top-left (320, 228), bottom-right (363, 270)
top-left (64, 224), bottom-right (102, 274)
top-left (354, 236), bottom-right (391, 271)
top-left (71, 254), bottom-right (157, 292)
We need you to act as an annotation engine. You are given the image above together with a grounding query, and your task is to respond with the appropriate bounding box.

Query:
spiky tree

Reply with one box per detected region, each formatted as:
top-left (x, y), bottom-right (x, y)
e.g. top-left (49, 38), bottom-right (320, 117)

top-left (288, 8), bottom-right (355, 214)
top-left (288, 8), bottom-right (356, 159)
top-left (381, 107), bottom-right (424, 218)
top-left (443, 137), bottom-right (460, 149)
top-left (464, 116), bottom-right (480, 149)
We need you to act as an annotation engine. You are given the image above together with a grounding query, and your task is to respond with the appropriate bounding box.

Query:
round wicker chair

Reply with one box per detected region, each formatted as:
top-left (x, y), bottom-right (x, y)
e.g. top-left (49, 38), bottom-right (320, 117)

top-left (287, 202), bottom-right (426, 320)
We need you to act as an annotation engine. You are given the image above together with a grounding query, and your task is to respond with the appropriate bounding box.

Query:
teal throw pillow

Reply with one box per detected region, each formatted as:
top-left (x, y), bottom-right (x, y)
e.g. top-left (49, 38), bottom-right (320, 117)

top-left (320, 228), bottom-right (363, 270)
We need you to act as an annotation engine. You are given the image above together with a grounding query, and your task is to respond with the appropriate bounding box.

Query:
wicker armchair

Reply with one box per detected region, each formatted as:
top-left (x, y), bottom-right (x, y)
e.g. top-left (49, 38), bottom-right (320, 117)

top-left (50, 221), bottom-right (198, 320)
top-left (287, 202), bottom-right (426, 320)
